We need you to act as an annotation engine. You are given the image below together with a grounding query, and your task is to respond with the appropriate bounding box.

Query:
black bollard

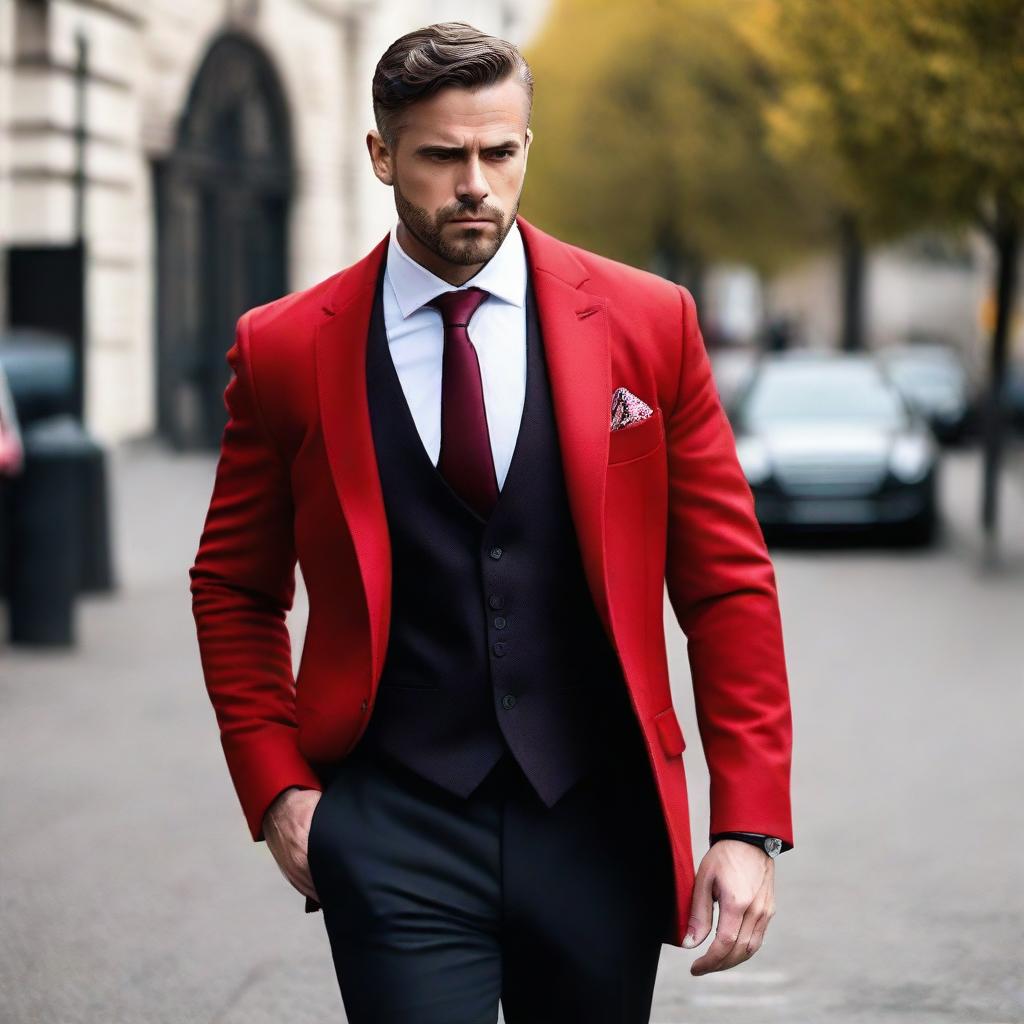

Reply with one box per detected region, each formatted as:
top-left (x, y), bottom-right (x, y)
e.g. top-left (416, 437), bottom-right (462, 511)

top-left (8, 416), bottom-right (85, 646)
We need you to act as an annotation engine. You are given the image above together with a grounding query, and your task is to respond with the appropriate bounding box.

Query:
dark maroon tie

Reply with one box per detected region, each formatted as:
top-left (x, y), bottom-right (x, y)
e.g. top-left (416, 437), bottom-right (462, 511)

top-left (426, 287), bottom-right (499, 518)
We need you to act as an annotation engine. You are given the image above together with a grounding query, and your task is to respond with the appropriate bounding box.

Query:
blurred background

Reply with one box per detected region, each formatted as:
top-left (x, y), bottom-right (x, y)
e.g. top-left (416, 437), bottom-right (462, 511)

top-left (0, 1), bottom-right (1021, 1022)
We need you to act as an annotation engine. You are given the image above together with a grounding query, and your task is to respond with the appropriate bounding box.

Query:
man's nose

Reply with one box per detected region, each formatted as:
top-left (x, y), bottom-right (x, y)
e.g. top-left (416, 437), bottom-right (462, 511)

top-left (456, 156), bottom-right (489, 204)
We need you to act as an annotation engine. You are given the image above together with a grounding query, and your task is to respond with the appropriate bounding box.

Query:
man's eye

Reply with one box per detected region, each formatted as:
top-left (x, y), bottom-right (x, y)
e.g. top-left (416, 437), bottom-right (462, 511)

top-left (490, 150), bottom-right (513, 159)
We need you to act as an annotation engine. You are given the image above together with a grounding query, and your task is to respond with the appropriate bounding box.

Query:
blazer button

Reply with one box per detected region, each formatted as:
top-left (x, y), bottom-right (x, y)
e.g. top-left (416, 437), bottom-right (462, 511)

top-left (501, 693), bottom-right (517, 710)
top-left (493, 641), bottom-right (508, 656)
top-left (489, 546), bottom-right (503, 560)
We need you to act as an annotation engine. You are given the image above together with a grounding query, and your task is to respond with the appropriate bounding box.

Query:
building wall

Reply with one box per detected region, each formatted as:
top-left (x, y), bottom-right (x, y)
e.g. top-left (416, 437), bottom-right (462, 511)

top-left (764, 230), bottom-right (1018, 382)
top-left (12, 2), bottom-right (1009, 446)
top-left (1, 0), bottom-right (550, 443)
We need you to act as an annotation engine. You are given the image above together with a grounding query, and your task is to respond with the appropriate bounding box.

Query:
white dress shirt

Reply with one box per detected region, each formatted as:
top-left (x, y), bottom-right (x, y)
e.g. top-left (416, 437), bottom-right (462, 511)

top-left (382, 219), bottom-right (528, 489)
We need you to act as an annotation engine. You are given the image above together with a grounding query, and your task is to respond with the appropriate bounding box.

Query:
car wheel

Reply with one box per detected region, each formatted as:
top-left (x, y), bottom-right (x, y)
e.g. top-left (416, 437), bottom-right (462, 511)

top-left (900, 506), bottom-right (938, 547)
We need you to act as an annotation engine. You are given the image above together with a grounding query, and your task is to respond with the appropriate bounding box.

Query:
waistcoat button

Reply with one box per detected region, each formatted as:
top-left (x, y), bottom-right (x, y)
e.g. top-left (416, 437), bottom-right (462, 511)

top-left (493, 641), bottom-right (508, 656)
top-left (488, 594), bottom-right (504, 609)
top-left (489, 546), bottom-right (503, 560)
top-left (494, 616), bottom-right (507, 629)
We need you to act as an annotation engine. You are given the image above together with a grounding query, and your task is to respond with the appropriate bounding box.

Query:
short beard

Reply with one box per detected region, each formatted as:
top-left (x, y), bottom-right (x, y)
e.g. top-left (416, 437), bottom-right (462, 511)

top-left (394, 180), bottom-right (520, 267)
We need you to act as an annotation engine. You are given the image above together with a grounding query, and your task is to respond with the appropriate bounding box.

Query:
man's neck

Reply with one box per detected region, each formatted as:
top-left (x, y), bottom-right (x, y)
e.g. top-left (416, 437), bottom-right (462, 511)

top-left (395, 221), bottom-right (486, 287)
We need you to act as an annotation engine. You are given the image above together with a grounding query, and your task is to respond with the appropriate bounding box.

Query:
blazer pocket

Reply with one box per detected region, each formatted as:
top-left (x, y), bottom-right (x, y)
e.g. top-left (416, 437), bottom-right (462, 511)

top-left (608, 407), bottom-right (664, 465)
top-left (653, 704), bottom-right (686, 757)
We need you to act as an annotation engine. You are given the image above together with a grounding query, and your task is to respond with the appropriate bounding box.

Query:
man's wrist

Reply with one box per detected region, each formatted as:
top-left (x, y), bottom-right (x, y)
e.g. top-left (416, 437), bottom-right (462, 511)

top-left (268, 786), bottom-right (299, 811)
top-left (263, 785), bottom-right (310, 830)
top-left (710, 832), bottom-right (790, 858)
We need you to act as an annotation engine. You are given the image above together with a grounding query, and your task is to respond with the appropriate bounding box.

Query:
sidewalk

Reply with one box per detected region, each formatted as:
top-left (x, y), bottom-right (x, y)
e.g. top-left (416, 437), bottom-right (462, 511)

top-left (2, 435), bottom-right (1022, 1023)
top-left (1, 438), bottom-right (336, 1024)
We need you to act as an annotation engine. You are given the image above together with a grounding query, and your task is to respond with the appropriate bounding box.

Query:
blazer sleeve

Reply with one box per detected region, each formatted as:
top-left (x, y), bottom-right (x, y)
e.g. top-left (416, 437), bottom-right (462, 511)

top-left (663, 285), bottom-right (794, 849)
top-left (188, 310), bottom-right (323, 843)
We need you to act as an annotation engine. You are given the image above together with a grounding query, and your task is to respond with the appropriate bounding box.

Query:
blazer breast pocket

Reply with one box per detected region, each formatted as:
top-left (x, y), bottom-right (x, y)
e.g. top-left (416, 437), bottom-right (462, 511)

top-left (607, 407), bottom-right (664, 465)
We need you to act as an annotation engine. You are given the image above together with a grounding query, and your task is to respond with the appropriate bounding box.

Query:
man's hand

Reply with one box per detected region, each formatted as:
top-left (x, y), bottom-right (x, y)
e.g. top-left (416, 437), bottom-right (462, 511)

top-left (683, 839), bottom-right (776, 975)
top-left (262, 786), bottom-right (322, 903)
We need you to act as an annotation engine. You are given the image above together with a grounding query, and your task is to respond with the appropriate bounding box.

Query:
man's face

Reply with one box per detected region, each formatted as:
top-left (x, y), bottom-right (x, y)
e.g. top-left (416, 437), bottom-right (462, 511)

top-left (367, 75), bottom-right (532, 281)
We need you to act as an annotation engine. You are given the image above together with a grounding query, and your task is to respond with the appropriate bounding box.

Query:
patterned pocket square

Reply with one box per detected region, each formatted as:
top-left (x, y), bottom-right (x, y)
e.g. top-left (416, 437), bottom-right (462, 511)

top-left (610, 386), bottom-right (654, 430)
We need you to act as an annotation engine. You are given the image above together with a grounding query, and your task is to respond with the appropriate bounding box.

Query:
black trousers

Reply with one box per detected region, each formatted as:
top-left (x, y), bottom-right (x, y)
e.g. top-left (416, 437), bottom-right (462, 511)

top-left (306, 739), bottom-right (674, 1024)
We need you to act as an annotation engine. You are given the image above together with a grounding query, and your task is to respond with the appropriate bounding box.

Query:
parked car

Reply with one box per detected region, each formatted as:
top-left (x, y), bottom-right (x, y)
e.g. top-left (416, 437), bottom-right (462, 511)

top-left (877, 343), bottom-right (974, 443)
top-left (1005, 361), bottom-right (1024, 434)
top-left (733, 351), bottom-right (939, 544)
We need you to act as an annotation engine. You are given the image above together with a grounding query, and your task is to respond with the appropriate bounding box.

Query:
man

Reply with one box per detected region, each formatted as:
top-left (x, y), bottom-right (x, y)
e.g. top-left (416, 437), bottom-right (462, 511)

top-left (189, 20), bottom-right (794, 1024)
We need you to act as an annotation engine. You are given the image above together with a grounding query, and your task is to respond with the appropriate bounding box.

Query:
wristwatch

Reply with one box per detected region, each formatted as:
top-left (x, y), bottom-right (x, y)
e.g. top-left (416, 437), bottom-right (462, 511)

top-left (710, 832), bottom-right (786, 858)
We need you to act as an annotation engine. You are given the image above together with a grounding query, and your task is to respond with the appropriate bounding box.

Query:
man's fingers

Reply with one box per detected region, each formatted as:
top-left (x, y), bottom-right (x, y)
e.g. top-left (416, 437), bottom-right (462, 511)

top-left (692, 897), bottom-right (772, 975)
top-left (742, 871), bottom-right (775, 957)
top-left (294, 861), bottom-right (319, 904)
top-left (746, 902), bottom-right (773, 955)
top-left (282, 845), bottom-right (319, 903)
top-left (720, 901), bottom-right (761, 970)
top-left (683, 868), bottom-right (715, 947)
top-left (301, 797), bottom-right (322, 903)
top-left (690, 898), bottom-right (747, 975)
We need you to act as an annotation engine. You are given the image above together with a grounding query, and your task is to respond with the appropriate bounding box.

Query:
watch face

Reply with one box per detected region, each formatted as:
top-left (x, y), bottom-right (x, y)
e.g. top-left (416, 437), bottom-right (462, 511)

top-left (764, 837), bottom-right (783, 858)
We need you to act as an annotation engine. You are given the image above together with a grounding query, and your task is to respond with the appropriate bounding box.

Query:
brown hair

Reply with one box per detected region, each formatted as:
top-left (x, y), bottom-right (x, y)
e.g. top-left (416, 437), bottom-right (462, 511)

top-left (372, 22), bottom-right (533, 149)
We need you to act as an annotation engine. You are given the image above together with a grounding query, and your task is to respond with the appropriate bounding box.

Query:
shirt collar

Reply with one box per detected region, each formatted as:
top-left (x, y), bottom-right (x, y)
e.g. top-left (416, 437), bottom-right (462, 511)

top-left (386, 217), bottom-right (526, 319)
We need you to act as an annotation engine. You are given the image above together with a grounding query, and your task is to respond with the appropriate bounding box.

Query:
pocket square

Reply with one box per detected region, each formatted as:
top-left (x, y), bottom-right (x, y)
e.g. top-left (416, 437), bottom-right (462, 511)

top-left (610, 386), bottom-right (654, 430)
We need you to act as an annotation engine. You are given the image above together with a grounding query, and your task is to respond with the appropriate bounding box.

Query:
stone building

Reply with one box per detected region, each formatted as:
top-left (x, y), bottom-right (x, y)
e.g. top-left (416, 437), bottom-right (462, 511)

top-left (0, 0), bottom-right (549, 447)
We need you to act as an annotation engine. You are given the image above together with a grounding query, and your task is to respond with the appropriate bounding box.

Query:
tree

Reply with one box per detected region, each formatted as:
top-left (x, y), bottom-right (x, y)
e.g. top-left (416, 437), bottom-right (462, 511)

top-left (745, 1), bottom-right (946, 349)
top-left (521, 0), bottom-right (827, 310)
top-left (764, 0), bottom-right (1024, 549)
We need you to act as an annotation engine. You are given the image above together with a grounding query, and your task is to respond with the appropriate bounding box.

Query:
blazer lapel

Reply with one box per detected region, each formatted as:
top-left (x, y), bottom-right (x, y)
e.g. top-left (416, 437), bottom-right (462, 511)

top-left (314, 217), bottom-right (617, 690)
top-left (518, 216), bottom-right (614, 640)
top-left (314, 235), bottom-right (393, 681)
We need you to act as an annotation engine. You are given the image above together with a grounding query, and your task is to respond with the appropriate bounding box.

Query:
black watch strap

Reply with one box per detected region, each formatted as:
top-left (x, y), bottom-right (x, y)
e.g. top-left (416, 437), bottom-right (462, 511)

top-left (710, 832), bottom-right (789, 858)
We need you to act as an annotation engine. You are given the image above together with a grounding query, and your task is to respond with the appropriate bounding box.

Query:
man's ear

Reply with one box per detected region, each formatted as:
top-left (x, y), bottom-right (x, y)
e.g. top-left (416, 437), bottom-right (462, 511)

top-left (366, 129), bottom-right (394, 186)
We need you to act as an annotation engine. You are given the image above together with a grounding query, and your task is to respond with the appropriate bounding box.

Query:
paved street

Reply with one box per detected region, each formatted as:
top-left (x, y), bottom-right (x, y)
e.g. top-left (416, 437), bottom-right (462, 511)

top-left (2, 438), bottom-right (1022, 1023)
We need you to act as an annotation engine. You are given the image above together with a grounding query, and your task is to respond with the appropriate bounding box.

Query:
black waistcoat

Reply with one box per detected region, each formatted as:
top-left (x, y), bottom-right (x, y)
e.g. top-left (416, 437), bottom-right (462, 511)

top-left (358, 257), bottom-right (646, 808)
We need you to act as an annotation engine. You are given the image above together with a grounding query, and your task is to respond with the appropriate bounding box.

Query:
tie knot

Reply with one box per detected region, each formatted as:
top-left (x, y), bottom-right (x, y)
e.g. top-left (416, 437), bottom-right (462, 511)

top-left (427, 287), bottom-right (490, 328)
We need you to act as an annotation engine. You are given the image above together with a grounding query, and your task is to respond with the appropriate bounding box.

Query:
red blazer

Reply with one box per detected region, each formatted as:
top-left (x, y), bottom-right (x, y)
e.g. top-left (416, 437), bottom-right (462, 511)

top-left (188, 215), bottom-right (794, 947)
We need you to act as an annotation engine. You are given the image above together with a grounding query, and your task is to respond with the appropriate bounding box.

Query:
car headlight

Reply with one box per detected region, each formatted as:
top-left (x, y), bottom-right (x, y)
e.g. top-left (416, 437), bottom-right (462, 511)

top-left (889, 434), bottom-right (933, 483)
top-left (736, 437), bottom-right (772, 485)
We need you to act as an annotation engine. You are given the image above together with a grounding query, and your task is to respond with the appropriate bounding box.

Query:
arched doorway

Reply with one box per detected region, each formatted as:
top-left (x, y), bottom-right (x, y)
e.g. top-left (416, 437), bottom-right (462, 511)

top-left (155, 33), bottom-right (294, 450)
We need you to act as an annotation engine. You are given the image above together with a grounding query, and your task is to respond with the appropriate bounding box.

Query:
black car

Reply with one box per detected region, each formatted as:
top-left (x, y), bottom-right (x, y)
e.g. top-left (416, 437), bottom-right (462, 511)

top-left (732, 352), bottom-right (939, 544)
top-left (877, 343), bottom-right (974, 443)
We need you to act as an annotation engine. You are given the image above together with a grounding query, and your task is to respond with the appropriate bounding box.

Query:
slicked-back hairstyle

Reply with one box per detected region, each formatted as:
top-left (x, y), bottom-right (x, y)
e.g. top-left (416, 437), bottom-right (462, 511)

top-left (372, 21), bottom-right (533, 149)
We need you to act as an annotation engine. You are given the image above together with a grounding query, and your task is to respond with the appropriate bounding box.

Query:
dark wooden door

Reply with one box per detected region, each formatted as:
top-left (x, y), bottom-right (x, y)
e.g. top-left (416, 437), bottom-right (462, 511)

top-left (155, 33), bottom-right (294, 450)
